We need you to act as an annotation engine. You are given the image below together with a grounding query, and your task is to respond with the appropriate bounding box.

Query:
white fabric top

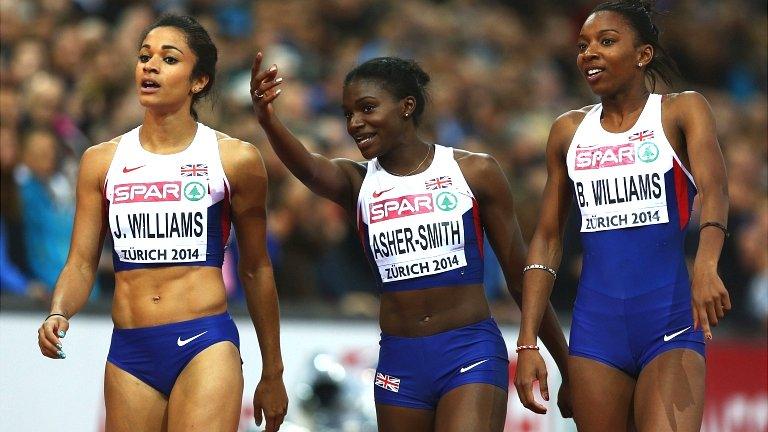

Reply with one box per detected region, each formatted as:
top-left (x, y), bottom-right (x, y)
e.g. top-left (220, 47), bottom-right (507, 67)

top-left (566, 94), bottom-right (695, 232)
top-left (104, 123), bottom-right (231, 268)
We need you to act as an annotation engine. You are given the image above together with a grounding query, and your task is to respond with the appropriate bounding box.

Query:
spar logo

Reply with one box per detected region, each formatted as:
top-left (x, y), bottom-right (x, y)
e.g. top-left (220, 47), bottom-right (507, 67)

top-left (369, 194), bottom-right (433, 223)
top-left (575, 143), bottom-right (635, 170)
top-left (113, 181), bottom-right (182, 204)
top-left (637, 141), bottom-right (659, 163)
top-left (183, 181), bottom-right (205, 201)
top-left (436, 192), bottom-right (457, 211)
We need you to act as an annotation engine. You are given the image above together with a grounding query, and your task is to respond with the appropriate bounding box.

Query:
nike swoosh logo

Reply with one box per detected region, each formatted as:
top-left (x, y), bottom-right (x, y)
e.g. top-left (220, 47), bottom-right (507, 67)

top-left (372, 187), bottom-right (394, 198)
top-left (122, 165), bottom-right (145, 173)
top-left (663, 326), bottom-right (692, 342)
top-left (177, 331), bottom-right (208, 347)
top-left (460, 359), bottom-right (489, 373)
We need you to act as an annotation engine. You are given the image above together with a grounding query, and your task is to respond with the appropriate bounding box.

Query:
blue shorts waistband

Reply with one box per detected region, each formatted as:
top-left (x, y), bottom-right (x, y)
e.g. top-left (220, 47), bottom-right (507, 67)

top-left (112, 311), bottom-right (232, 336)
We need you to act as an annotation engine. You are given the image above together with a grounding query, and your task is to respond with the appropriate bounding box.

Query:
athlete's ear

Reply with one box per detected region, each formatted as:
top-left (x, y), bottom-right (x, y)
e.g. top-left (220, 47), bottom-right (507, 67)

top-left (637, 43), bottom-right (653, 69)
top-left (191, 74), bottom-right (209, 94)
top-left (401, 96), bottom-right (416, 120)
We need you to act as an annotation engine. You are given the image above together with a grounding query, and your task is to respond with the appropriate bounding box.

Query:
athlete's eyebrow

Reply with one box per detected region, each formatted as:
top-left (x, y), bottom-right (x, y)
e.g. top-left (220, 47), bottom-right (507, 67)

top-left (578, 28), bottom-right (620, 40)
top-left (141, 44), bottom-right (184, 54)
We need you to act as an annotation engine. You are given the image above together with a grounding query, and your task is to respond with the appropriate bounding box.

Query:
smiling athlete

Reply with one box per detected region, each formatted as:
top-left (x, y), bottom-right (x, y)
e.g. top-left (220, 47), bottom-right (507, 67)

top-left (514, 2), bottom-right (731, 431)
top-left (251, 55), bottom-right (572, 431)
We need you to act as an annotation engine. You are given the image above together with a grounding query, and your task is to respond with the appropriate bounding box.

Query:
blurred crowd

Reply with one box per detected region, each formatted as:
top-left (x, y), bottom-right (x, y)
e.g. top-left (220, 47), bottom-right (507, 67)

top-left (1, 0), bottom-right (765, 333)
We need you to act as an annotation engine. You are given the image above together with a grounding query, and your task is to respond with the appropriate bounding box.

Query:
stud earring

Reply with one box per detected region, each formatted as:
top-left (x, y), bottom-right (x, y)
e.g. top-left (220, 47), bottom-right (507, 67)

top-left (637, 62), bottom-right (643, 67)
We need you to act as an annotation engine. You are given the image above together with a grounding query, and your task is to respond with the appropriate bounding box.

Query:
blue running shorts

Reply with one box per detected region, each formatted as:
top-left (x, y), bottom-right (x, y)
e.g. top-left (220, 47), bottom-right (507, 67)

top-left (107, 312), bottom-right (240, 396)
top-left (374, 317), bottom-right (509, 410)
top-left (570, 283), bottom-right (705, 378)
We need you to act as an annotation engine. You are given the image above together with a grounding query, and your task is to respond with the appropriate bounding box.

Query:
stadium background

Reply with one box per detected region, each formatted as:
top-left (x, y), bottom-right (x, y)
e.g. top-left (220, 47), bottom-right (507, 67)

top-left (0, 0), bottom-right (765, 431)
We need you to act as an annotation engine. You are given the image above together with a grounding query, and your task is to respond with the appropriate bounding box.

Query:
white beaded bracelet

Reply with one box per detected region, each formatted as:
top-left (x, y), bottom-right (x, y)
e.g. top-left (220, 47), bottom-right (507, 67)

top-left (523, 264), bottom-right (557, 279)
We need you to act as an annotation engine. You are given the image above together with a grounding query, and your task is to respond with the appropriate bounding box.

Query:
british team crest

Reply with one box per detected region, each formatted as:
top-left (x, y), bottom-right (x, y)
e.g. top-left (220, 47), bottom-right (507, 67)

top-left (425, 176), bottom-right (452, 190)
top-left (629, 130), bottom-right (654, 142)
top-left (180, 163), bottom-right (208, 177)
top-left (375, 372), bottom-right (401, 393)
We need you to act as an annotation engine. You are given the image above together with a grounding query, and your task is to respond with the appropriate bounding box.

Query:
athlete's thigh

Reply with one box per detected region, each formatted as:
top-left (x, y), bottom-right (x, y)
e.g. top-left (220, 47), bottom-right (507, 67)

top-left (569, 355), bottom-right (636, 432)
top-left (633, 348), bottom-right (705, 432)
top-left (105, 362), bottom-right (168, 432)
top-left (167, 342), bottom-right (243, 432)
top-left (435, 383), bottom-right (507, 432)
top-left (376, 404), bottom-right (434, 432)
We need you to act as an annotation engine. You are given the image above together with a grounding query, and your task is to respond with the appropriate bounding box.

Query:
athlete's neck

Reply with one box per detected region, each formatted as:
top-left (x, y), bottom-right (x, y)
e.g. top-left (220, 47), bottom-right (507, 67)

top-left (140, 110), bottom-right (198, 154)
top-left (599, 86), bottom-right (651, 130)
top-left (378, 137), bottom-right (432, 176)
top-left (600, 85), bottom-right (651, 116)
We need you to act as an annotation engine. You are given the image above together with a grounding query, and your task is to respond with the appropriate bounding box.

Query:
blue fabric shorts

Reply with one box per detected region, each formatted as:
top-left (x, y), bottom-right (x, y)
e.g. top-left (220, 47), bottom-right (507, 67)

top-left (570, 283), bottom-right (705, 378)
top-left (374, 317), bottom-right (509, 410)
top-left (107, 312), bottom-right (240, 396)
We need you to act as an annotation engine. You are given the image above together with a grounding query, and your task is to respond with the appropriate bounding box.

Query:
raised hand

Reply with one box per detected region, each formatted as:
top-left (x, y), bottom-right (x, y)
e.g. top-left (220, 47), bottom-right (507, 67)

top-left (250, 51), bottom-right (284, 122)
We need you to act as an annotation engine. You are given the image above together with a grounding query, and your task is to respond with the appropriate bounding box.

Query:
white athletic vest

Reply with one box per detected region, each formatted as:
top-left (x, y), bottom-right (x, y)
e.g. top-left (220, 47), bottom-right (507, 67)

top-left (356, 144), bottom-right (484, 292)
top-left (566, 94), bottom-right (695, 233)
top-left (104, 123), bottom-right (231, 271)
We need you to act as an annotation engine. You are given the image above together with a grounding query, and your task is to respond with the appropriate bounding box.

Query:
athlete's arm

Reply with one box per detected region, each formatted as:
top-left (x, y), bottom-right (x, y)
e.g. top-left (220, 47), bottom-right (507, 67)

top-left (38, 142), bottom-right (113, 359)
top-left (673, 92), bottom-right (731, 339)
top-left (250, 52), bottom-right (363, 211)
top-left (460, 149), bottom-right (571, 417)
top-left (222, 139), bottom-right (287, 432)
top-left (514, 111), bottom-right (581, 416)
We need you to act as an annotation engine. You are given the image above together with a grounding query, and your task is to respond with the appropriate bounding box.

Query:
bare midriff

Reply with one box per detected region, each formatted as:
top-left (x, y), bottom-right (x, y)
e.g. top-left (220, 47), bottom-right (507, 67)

top-left (112, 266), bottom-right (227, 329)
top-left (379, 283), bottom-right (491, 337)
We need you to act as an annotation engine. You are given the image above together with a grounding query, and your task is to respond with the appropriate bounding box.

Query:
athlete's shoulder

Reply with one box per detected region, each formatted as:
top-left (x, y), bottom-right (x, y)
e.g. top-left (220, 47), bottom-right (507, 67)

top-left (554, 105), bottom-right (594, 131)
top-left (661, 91), bottom-right (713, 124)
top-left (216, 132), bottom-right (265, 174)
top-left (662, 91), bottom-right (711, 111)
top-left (83, 137), bottom-right (120, 167)
top-left (331, 157), bottom-right (367, 177)
top-left (453, 148), bottom-right (495, 167)
top-left (544, 106), bottom-right (594, 154)
top-left (453, 149), bottom-right (503, 184)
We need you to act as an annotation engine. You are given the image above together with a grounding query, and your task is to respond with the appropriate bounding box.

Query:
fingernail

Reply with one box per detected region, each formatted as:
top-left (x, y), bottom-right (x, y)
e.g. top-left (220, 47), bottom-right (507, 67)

top-left (269, 65), bottom-right (277, 72)
top-left (276, 89), bottom-right (282, 95)
top-left (58, 331), bottom-right (66, 338)
top-left (57, 351), bottom-right (65, 358)
top-left (60, 352), bottom-right (66, 359)
top-left (56, 343), bottom-right (62, 349)
top-left (275, 77), bottom-right (283, 83)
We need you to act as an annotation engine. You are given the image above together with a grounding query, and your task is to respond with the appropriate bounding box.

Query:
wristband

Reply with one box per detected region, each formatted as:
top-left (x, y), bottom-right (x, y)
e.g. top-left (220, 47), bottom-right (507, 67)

top-left (699, 221), bottom-right (729, 238)
top-left (45, 313), bottom-right (68, 321)
top-left (523, 264), bottom-right (557, 279)
top-left (515, 345), bottom-right (540, 353)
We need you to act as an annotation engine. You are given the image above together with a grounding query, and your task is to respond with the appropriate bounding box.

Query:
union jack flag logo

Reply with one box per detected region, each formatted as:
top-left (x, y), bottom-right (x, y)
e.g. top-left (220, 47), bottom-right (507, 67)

top-left (425, 176), bottom-right (452, 190)
top-left (629, 130), bottom-right (654, 141)
top-left (375, 372), bottom-right (400, 393)
top-left (180, 163), bottom-right (208, 177)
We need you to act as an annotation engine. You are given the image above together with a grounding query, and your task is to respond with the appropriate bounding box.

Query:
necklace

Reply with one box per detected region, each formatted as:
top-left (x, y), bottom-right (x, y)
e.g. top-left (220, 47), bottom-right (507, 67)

top-left (391, 144), bottom-right (433, 176)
